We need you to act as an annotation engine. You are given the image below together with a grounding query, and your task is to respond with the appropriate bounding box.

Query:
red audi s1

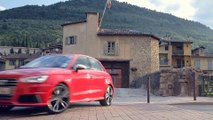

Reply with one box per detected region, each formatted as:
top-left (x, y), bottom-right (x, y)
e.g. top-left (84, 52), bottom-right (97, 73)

top-left (0, 54), bottom-right (114, 113)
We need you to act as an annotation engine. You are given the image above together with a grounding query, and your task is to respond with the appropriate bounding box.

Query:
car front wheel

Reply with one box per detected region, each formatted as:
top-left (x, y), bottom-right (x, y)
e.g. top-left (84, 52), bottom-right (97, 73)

top-left (100, 86), bottom-right (113, 106)
top-left (46, 83), bottom-right (70, 114)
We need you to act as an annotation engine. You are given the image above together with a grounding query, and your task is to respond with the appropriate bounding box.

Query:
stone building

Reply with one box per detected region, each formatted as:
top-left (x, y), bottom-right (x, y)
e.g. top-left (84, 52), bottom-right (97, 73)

top-left (62, 12), bottom-right (160, 88)
top-left (41, 43), bottom-right (62, 55)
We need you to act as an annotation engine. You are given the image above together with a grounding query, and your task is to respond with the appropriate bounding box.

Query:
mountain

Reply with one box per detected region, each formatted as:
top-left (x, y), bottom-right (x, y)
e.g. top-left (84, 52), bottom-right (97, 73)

top-left (0, 0), bottom-right (213, 50)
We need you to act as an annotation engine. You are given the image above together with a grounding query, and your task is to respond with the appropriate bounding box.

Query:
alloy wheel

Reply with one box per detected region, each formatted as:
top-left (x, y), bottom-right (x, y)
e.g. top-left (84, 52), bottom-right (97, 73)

top-left (100, 86), bottom-right (113, 106)
top-left (47, 83), bottom-right (70, 114)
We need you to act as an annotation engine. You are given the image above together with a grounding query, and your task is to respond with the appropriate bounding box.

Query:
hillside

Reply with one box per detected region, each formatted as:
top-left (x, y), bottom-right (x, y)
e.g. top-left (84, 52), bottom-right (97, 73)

top-left (0, 0), bottom-right (213, 50)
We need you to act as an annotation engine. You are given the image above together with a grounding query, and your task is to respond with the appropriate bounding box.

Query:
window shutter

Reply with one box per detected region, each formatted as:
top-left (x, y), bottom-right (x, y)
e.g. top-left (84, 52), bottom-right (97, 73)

top-left (65, 37), bottom-right (69, 45)
top-left (104, 41), bottom-right (108, 55)
top-left (115, 41), bottom-right (119, 56)
top-left (74, 36), bottom-right (77, 44)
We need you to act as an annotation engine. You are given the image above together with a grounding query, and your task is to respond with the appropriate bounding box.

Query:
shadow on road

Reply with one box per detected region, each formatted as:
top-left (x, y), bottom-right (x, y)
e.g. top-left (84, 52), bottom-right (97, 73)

top-left (0, 102), bottom-right (100, 118)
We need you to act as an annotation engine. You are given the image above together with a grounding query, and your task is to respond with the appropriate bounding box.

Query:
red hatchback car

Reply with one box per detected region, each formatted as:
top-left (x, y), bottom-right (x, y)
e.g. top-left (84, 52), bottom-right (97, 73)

top-left (0, 54), bottom-right (114, 113)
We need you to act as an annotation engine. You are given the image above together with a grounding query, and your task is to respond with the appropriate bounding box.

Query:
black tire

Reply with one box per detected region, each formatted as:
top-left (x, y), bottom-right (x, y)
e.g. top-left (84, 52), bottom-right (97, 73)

top-left (100, 86), bottom-right (113, 106)
top-left (46, 83), bottom-right (70, 114)
top-left (0, 105), bottom-right (13, 112)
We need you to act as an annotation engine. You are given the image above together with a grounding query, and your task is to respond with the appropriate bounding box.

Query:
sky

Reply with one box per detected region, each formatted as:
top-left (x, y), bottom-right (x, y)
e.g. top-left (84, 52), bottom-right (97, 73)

top-left (0, 0), bottom-right (212, 29)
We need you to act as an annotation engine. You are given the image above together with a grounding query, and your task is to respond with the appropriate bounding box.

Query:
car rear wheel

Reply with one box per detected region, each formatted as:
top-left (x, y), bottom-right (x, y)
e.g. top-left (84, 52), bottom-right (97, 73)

top-left (0, 105), bottom-right (13, 112)
top-left (46, 83), bottom-right (70, 114)
top-left (100, 86), bottom-right (113, 106)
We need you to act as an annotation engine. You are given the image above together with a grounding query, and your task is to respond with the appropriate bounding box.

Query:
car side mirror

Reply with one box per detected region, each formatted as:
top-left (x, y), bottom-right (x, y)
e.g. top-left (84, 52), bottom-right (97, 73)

top-left (73, 64), bottom-right (87, 72)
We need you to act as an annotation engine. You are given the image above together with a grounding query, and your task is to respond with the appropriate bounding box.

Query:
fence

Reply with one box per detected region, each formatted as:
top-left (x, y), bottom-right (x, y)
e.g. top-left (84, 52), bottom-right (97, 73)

top-left (199, 75), bottom-right (213, 96)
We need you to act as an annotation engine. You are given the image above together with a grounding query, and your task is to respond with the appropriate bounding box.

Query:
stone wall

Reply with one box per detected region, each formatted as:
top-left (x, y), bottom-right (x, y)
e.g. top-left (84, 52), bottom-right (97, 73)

top-left (134, 71), bottom-right (160, 95)
top-left (159, 67), bottom-right (200, 96)
top-left (129, 36), bottom-right (159, 84)
top-left (150, 39), bottom-right (160, 73)
top-left (134, 67), bottom-right (202, 96)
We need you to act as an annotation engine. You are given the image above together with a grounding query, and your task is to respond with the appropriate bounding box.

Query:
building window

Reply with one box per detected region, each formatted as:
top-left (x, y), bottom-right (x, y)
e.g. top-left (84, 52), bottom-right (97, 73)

top-left (19, 60), bottom-right (25, 66)
top-left (165, 45), bottom-right (169, 51)
top-left (173, 45), bottom-right (184, 55)
top-left (9, 60), bottom-right (16, 66)
top-left (176, 45), bottom-right (183, 50)
top-left (159, 54), bottom-right (168, 65)
top-left (208, 59), bottom-right (212, 70)
top-left (104, 41), bottom-right (119, 56)
top-left (66, 36), bottom-right (77, 45)
top-left (195, 59), bottom-right (200, 69)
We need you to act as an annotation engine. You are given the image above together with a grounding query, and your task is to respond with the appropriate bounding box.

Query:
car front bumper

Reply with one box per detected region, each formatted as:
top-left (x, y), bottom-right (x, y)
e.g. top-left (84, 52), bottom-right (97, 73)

top-left (0, 82), bottom-right (53, 106)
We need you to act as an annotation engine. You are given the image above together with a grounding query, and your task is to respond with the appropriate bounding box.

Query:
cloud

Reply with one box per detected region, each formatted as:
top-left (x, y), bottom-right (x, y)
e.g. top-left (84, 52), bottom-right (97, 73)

top-left (118, 0), bottom-right (213, 28)
top-left (0, 6), bottom-right (6, 11)
top-left (119, 0), bottom-right (197, 20)
top-left (192, 0), bottom-right (213, 28)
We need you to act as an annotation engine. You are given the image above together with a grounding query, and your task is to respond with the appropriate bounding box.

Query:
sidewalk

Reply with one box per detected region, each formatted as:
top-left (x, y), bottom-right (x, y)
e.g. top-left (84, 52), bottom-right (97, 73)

top-left (113, 88), bottom-right (213, 105)
top-left (0, 88), bottom-right (213, 120)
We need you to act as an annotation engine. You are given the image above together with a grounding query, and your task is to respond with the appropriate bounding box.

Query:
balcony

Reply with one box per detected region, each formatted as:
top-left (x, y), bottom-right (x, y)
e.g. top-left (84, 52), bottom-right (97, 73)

top-left (173, 50), bottom-right (184, 55)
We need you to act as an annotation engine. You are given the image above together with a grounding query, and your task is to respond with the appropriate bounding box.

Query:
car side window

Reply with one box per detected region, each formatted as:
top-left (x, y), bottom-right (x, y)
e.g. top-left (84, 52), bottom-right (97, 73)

top-left (72, 57), bottom-right (90, 69)
top-left (89, 58), bottom-right (104, 71)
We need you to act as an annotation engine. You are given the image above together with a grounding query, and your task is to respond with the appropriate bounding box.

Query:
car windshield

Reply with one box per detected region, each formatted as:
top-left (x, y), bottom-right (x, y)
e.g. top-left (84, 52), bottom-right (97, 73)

top-left (22, 55), bottom-right (73, 68)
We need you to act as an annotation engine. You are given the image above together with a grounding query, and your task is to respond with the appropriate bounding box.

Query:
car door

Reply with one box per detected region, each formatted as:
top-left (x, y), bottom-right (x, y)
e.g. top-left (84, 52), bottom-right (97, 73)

top-left (88, 58), bottom-right (106, 98)
top-left (70, 56), bottom-right (92, 101)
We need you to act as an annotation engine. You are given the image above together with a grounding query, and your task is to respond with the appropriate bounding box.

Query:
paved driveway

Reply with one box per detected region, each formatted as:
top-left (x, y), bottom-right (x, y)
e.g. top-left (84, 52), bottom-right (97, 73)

top-left (0, 88), bottom-right (213, 120)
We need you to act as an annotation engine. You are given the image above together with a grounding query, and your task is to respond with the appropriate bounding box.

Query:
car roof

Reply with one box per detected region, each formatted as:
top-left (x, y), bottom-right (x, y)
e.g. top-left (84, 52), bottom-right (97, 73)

top-left (45, 54), bottom-right (97, 60)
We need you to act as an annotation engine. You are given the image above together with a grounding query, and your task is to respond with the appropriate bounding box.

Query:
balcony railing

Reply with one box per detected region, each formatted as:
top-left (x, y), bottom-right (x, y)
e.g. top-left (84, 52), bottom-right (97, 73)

top-left (173, 50), bottom-right (184, 55)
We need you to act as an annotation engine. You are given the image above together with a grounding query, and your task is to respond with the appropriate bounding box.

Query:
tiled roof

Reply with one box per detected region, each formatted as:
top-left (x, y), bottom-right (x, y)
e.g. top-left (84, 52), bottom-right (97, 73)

top-left (97, 29), bottom-right (160, 40)
top-left (4, 54), bottom-right (30, 59)
top-left (42, 44), bottom-right (62, 50)
top-left (61, 20), bottom-right (87, 26)
top-left (4, 53), bottom-right (40, 59)
top-left (161, 39), bottom-right (193, 43)
top-left (192, 46), bottom-right (206, 52)
top-left (204, 53), bottom-right (213, 57)
top-left (61, 12), bottom-right (99, 27)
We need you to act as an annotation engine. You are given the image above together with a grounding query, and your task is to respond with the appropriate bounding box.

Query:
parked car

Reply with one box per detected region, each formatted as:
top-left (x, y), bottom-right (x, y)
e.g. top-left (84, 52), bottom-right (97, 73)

top-left (0, 54), bottom-right (114, 114)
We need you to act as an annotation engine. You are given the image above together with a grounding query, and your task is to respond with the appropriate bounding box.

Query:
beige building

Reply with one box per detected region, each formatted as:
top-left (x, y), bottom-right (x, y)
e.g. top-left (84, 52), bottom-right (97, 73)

top-left (0, 46), bottom-right (41, 70)
top-left (0, 58), bottom-right (5, 71)
top-left (191, 46), bottom-right (213, 74)
top-left (62, 12), bottom-right (160, 88)
top-left (4, 53), bottom-right (40, 70)
top-left (159, 40), bottom-right (192, 69)
top-left (0, 46), bottom-right (40, 56)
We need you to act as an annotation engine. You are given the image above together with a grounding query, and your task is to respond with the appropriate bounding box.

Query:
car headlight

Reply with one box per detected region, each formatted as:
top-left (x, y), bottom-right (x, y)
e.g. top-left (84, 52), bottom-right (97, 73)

top-left (20, 75), bottom-right (49, 83)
